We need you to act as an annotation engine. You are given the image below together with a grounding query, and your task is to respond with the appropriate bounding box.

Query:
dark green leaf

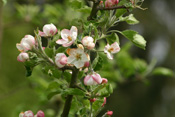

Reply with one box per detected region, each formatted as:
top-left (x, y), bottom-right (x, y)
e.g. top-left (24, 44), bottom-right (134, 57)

top-left (63, 88), bottom-right (85, 96)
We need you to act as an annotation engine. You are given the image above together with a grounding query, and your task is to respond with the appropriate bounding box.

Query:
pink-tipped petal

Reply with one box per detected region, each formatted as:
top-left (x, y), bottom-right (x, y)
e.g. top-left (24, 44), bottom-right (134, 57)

top-left (56, 39), bottom-right (68, 45)
top-left (39, 30), bottom-right (46, 37)
top-left (84, 75), bottom-right (91, 85)
top-left (92, 73), bottom-right (102, 84)
top-left (62, 41), bottom-right (74, 47)
top-left (61, 29), bottom-right (70, 40)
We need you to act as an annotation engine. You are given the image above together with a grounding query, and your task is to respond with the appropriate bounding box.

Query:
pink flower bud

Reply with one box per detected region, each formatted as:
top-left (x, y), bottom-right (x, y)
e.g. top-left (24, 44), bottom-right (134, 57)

top-left (16, 35), bottom-right (35, 52)
top-left (39, 23), bottom-right (57, 37)
top-left (84, 61), bottom-right (90, 67)
top-left (107, 111), bottom-right (113, 116)
top-left (102, 97), bottom-right (106, 107)
top-left (99, 1), bottom-right (104, 7)
top-left (55, 53), bottom-right (67, 68)
top-left (23, 110), bottom-right (34, 117)
top-left (84, 72), bottom-right (102, 86)
top-left (101, 78), bottom-right (108, 84)
top-left (36, 110), bottom-right (45, 117)
top-left (82, 36), bottom-right (95, 50)
top-left (105, 0), bottom-right (119, 8)
top-left (90, 98), bottom-right (96, 102)
top-left (17, 52), bottom-right (29, 62)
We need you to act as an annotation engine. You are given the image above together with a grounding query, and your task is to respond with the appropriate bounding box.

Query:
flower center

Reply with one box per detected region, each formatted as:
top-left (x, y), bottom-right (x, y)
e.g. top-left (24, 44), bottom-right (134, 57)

top-left (68, 36), bottom-right (72, 41)
top-left (75, 53), bottom-right (81, 60)
top-left (108, 47), bottom-right (114, 52)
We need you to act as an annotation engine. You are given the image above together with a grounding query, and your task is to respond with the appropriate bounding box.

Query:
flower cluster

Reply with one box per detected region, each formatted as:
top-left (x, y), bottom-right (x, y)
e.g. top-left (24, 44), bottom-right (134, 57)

top-left (16, 23), bottom-right (121, 116)
top-left (19, 110), bottom-right (44, 117)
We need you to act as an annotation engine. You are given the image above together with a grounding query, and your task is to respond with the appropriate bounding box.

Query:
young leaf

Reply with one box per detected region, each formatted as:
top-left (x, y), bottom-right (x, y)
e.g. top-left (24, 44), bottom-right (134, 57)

top-left (119, 14), bottom-right (139, 25)
top-left (152, 67), bottom-right (174, 77)
top-left (106, 33), bottom-right (120, 45)
top-left (121, 30), bottom-right (146, 49)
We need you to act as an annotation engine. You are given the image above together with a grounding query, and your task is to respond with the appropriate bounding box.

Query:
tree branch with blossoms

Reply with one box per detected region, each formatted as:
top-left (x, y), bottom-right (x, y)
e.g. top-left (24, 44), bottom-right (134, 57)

top-left (16, 0), bottom-right (150, 117)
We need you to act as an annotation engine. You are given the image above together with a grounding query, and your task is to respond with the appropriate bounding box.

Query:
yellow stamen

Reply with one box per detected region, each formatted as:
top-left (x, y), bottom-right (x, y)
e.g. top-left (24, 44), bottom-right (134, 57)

top-left (76, 54), bottom-right (81, 60)
top-left (68, 36), bottom-right (72, 41)
top-left (108, 47), bottom-right (114, 52)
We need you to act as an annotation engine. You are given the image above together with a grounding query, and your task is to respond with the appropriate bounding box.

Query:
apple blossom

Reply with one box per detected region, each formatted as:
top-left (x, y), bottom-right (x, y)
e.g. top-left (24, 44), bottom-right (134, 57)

top-left (16, 35), bottom-right (35, 52)
top-left (35, 110), bottom-right (45, 117)
top-left (23, 110), bottom-right (34, 117)
top-left (107, 111), bottom-right (113, 116)
top-left (56, 26), bottom-right (78, 47)
top-left (104, 42), bottom-right (120, 59)
top-left (84, 72), bottom-right (102, 86)
top-left (67, 48), bottom-right (89, 68)
top-left (55, 53), bottom-right (68, 68)
top-left (101, 78), bottom-right (108, 84)
top-left (105, 0), bottom-right (119, 8)
top-left (39, 23), bottom-right (57, 37)
top-left (81, 36), bottom-right (95, 50)
top-left (17, 52), bottom-right (29, 62)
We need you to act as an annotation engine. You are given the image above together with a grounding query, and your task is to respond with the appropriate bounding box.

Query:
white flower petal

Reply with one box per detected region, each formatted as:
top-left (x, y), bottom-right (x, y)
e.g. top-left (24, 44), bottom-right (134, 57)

top-left (61, 29), bottom-right (70, 40)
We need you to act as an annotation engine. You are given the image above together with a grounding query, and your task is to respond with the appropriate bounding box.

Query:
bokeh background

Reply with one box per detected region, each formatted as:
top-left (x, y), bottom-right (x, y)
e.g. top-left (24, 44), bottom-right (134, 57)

top-left (0, 0), bottom-right (175, 117)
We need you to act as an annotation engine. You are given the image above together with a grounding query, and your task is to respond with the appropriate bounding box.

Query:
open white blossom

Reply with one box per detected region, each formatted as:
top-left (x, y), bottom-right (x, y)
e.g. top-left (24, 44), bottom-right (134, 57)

top-left (56, 26), bottom-right (77, 47)
top-left (67, 48), bottom-right (89, 68)
top-left (104, 42), bottom-right (120, 59)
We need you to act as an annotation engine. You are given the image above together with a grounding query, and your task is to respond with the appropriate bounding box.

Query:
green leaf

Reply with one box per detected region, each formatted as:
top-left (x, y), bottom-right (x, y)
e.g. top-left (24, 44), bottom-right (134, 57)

top-left (152, 67), bottom-right (174, 77)
top-left (47, 90), bottom-right (61, 100)
top-left (47, 81), bottom-right (60, 91)
top-left (56, 47), bottom-right (67, 53)
top-left (94, 56), bottom-right (103, 71)
top-left (63, 88), bottom-right (85, 96)
top-left (106, 33), bottom-right (120, 45)
top-left (121, 30), bottom-right (146, 49)
top-left (119, 14), bottom-right (139, 25)
top-left (44, 48), bottom-right (53, 58)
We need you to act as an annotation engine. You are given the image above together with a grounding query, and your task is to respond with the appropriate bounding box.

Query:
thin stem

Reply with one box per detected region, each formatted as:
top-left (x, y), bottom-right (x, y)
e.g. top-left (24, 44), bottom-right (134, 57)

top-left (61, 68), bottom-right (79, 117)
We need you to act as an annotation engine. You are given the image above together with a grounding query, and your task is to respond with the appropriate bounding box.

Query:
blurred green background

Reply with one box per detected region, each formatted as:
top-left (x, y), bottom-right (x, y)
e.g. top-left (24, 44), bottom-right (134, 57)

top-left (0, 0), bottom-right (175, 117)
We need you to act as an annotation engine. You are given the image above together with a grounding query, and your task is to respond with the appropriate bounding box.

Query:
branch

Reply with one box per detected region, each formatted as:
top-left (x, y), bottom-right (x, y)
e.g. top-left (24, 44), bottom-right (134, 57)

top-left (97, 6), bottom-right (130, 11)
top-left (88, 0), bottom-right (101, 20)
top-left (61, 68), bottom-right (79, 117)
